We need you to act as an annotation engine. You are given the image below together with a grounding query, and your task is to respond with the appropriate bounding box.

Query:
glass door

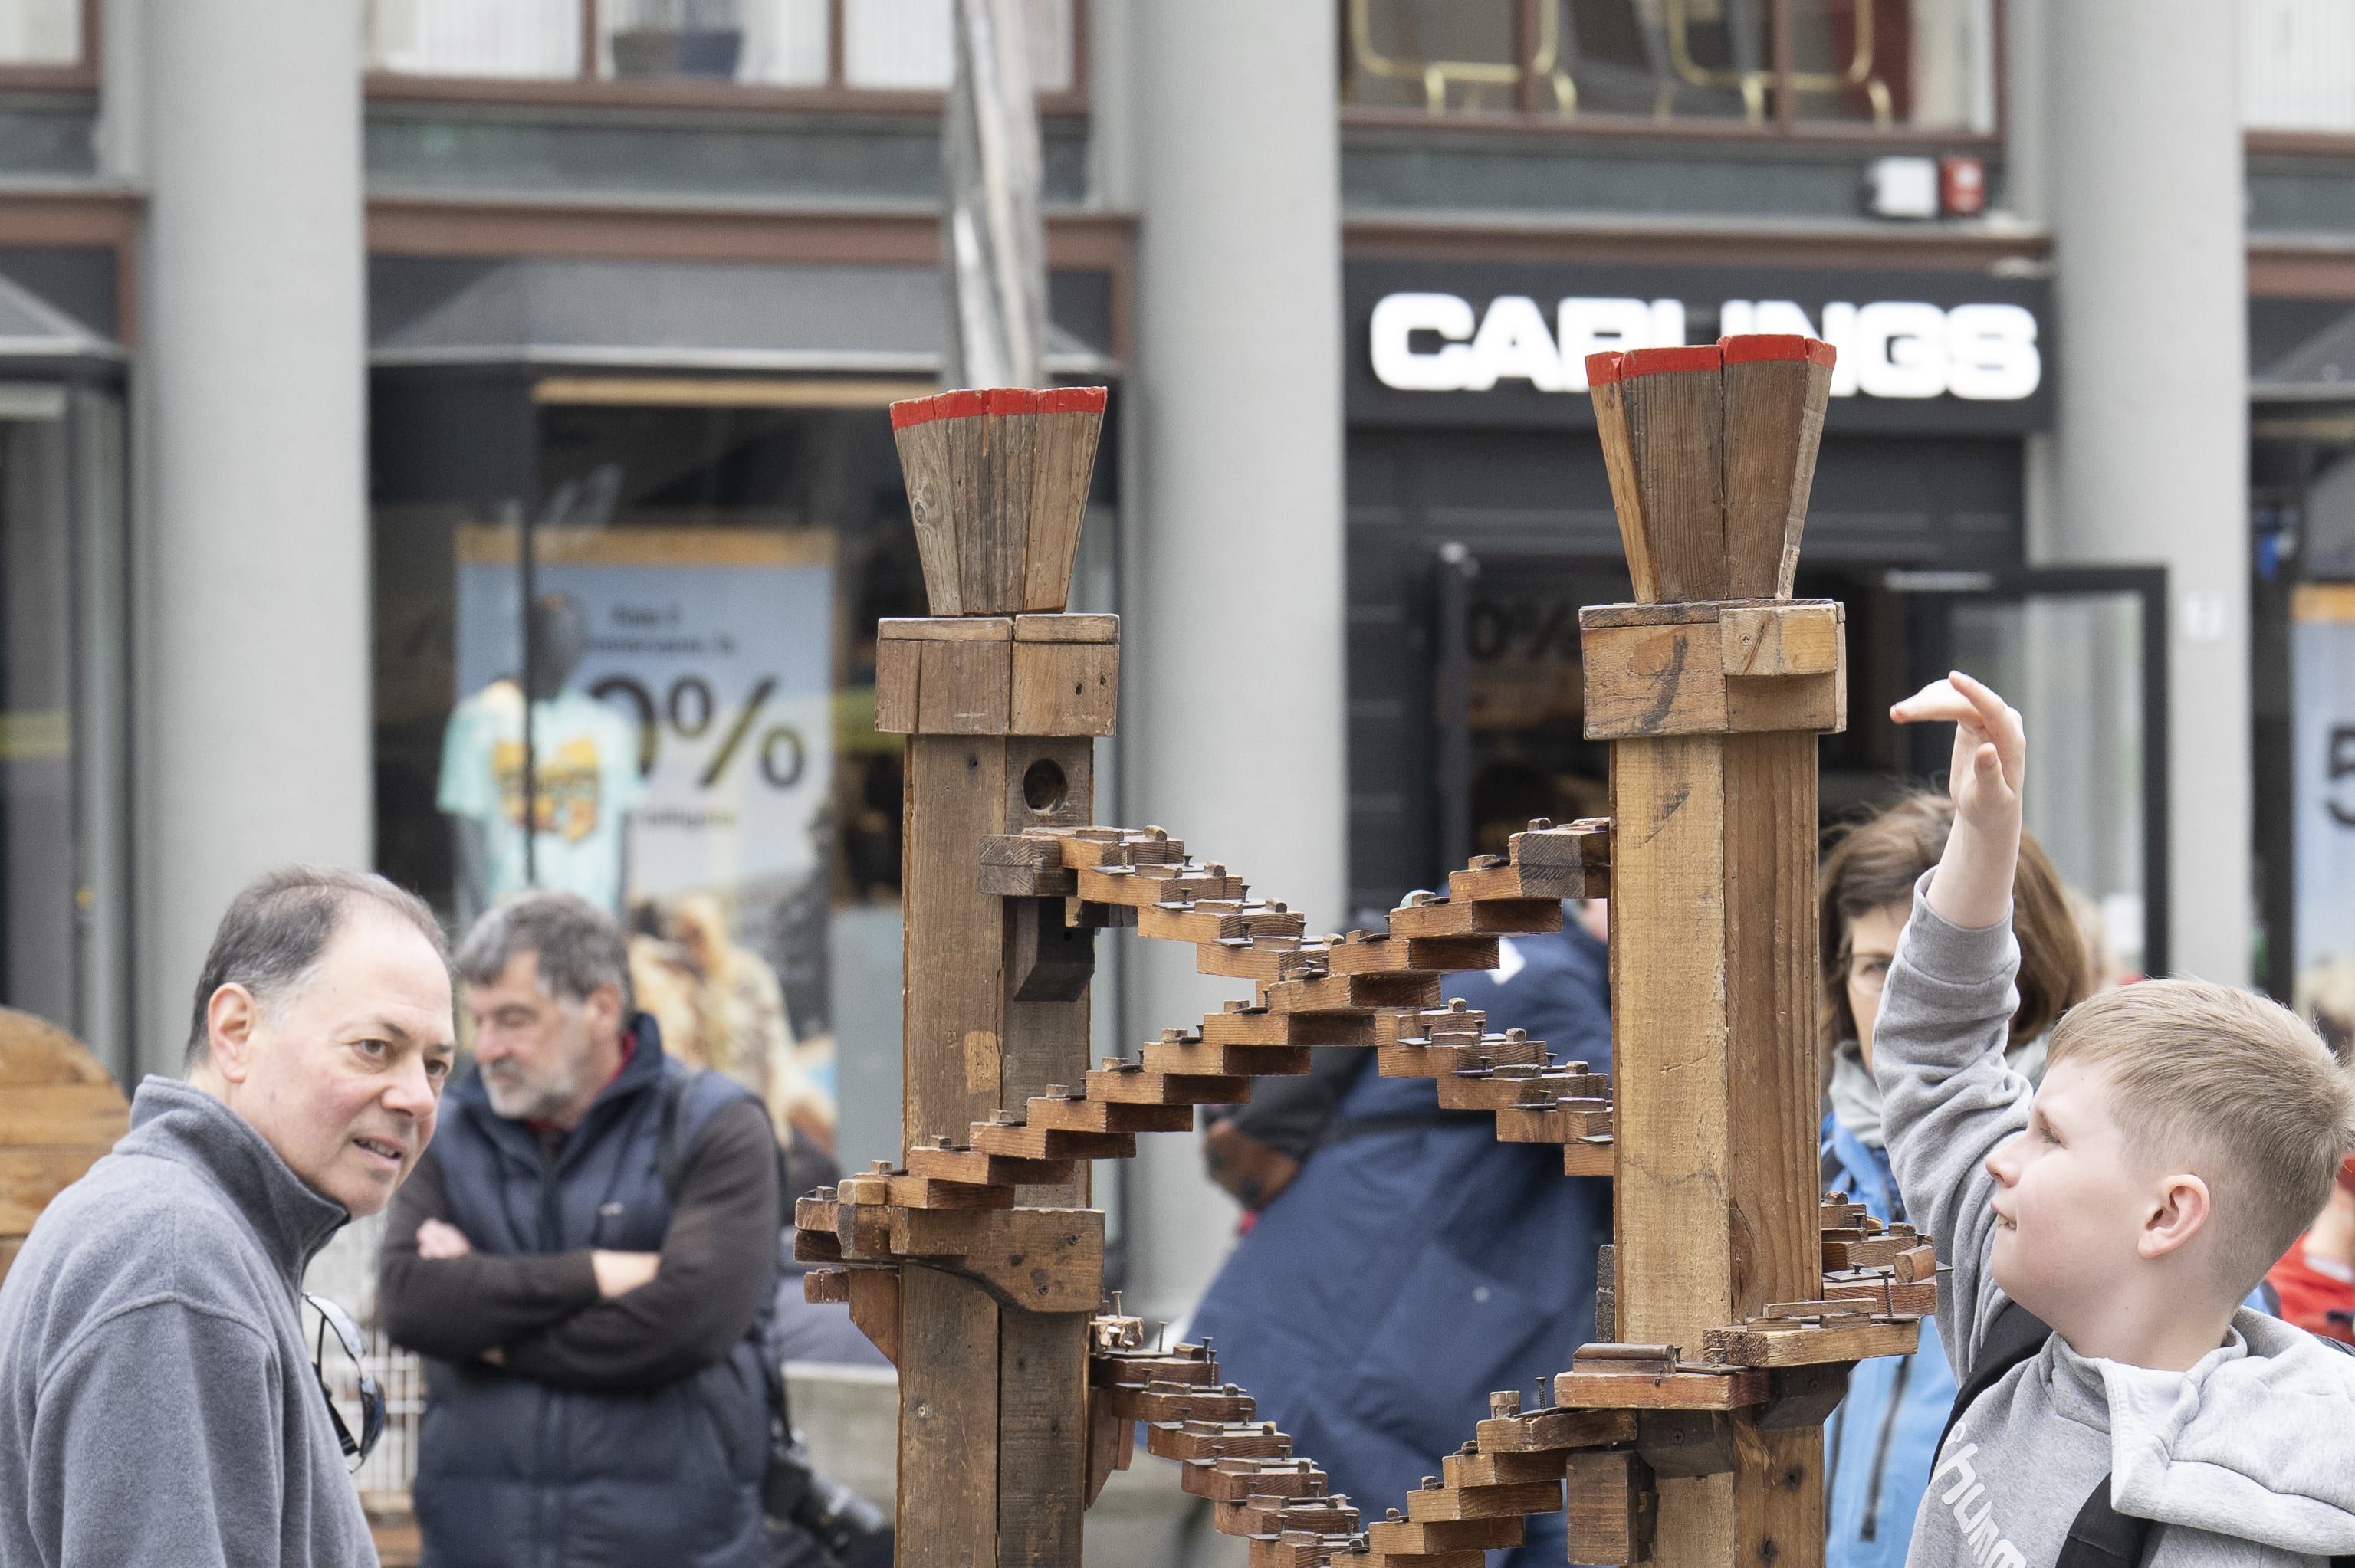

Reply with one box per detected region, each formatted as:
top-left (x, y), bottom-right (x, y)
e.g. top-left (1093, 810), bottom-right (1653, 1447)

top-left (0, 380), bottom-right (129, 1070)
top-left (1428, 555), bottom-right (2166, 977)
top-left (1887, 566), bottom-right (2169, 979)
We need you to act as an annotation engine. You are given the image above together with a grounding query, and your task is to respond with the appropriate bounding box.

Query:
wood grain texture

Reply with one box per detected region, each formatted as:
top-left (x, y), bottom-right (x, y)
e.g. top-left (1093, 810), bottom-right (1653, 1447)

top-left (1013, 612), bottom-right (1117, 644)
top-left (893, 412), bottom-right (961, 615)
top-left (1585, 612), bottom-right (1844, 740)
top-left (1000, 736), bottom-right (1094, 1209)
top-left (875, 641), bottom-right (920, 733)
top-left (1723, 729), bottom-right (1824, 1321)
top-left (1025, 403), bottom-right (1105, 612)
top-left (1721, 351), bottom-right (1832, 599)
top-left (849, 1267), bottom-right (902, 1366)
top-left (905, 733), bottom-right (1014, 1151)
top-left (899, 1268), bottom-right (999, 1566)
top-left (1718, 605), bottom-right (1840, 677)
top-left (0, 1009), bottom-right (116, 1084)
top-left (1702, 1318), bottom-right (1917, 1368)
top-left (984, 399), bottom-right (1038, 613)
top-left (1608, 733), bottom-right (1732, 1353)
top-left (901, 735), bottom-right (1012, 1560)
top-left (916, 639), bottom-right (1014, 735)
top-left (1623, 363), bottom-right (1726, 601)
top-left (1564, 1450), bottom-right (1654, 1566)
top-left (1000, 1311), bottom-right (1087, 1568)
top-left (1734, 1425), bottom-right (1823, 1568)
top-left (945, 408), bottom-right (994, 616)
top-left (1589, 372), bottom-right (1659, 603)
top-left (0, 1084), bottom-right (133, 1147)
top-left (1582, 622), bottom-right (1726, 739)
top-left (880, 616), bottom-right (1016, 642)
top-left (1010, 641), bottom-right (1118, 736)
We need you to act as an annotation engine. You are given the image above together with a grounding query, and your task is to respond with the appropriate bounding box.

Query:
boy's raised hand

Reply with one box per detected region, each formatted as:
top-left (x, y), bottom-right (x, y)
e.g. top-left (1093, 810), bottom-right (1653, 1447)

top-left (1890, 671), bottom-right (2025, 930)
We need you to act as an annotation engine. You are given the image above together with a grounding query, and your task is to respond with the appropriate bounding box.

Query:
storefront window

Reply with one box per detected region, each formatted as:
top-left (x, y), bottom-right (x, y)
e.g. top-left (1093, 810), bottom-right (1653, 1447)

top-left (363, 0), bottom-right (1077, 93)
top-left (2244, 0), bottom-right (2355, 133)
top-left (373, 379), bottom-right (1118, 1173)
top-left (0, 381), bottom-right (128, 1070)
top-left (0, 0), bottom-right (81, 67)
top-left (1344, 0), bottom-right (1995, 130)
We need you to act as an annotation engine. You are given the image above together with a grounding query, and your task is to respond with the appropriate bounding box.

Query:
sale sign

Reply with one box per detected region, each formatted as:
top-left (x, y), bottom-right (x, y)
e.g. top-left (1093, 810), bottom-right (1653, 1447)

top-left (2293, 583), bottom-right (2355, 981)
top-left (449, 524), bottom-right (842, 1144)
top-left (453, 525), bottom-right (834, 904)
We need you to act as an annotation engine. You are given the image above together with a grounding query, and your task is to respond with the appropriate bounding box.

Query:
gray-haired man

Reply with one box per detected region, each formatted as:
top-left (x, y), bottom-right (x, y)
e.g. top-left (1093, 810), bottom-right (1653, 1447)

top-left (378, 891), bottom-right (780, 1568)
top-left (0, 865), bottom-right (457, 1568)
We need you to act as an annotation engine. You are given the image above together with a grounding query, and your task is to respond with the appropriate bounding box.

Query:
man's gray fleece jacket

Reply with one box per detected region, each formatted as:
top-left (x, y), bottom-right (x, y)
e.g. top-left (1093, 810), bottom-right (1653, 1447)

top-left (1879, 877), bottom-right (2355, 1568)
top-left (0, 1077), bottom-right (377, 1567)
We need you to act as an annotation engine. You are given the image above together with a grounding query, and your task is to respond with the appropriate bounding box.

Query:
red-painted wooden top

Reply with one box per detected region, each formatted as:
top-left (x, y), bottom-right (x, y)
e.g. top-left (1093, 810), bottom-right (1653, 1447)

top-left (890, 385), bottom-right (1109, 428)
top-left (1719, 333), bottom-right (1837, 367)
top-left (1587, 346), bottom-right (1726, 385)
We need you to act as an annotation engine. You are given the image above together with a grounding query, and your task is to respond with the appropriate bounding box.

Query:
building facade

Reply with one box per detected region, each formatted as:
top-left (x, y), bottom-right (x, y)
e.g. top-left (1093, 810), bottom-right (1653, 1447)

top-left (0, 0), bottom-right (2334, 1319)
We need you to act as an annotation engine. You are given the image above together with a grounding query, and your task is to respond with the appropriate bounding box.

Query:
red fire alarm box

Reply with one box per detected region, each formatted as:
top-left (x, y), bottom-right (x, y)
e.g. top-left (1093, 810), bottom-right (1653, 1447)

top-left (1940, 155), bottom-right (1987, 217)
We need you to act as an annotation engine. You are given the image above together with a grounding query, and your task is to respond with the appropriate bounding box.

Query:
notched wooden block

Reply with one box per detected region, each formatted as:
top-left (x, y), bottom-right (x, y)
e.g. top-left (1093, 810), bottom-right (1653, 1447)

top-left (1701, 1316), bottom-right (1919, 1369)
top-left (1007, 895), bottom-right (1097, 1001)
top-left (1580, 599), bottom-right (1846, 740)
top-left (872, 618), bottom-right (1017, 735)
top-left (1563, 1449), bottom-right (1656, 1566)
top-left (1012, 638), bottom-right (1119, 736)
top-left (978, 833), bottom-right (1079, 897)
top-left (1719, 603), bottom-right (1841, 676)
top-left (1634, 1409), bottom-right (1736, 1478)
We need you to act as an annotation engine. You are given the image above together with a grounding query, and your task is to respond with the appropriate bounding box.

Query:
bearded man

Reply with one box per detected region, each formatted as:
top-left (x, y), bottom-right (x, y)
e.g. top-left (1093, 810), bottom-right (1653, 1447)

top-left (377, 891), bottom-right (780, 1568)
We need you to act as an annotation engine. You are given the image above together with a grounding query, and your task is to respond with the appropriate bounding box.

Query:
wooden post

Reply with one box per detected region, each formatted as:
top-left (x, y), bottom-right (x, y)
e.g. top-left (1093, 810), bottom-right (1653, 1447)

top-left (1583, 339), bottom-right (1841, 1568)
top-left (886, 388), bottom-right (1111, 1568)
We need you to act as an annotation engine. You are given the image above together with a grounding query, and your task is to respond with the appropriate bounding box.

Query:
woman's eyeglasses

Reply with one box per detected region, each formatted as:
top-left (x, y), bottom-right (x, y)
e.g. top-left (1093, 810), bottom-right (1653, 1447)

top-left (304, 1292), bottom-right (384, 1470)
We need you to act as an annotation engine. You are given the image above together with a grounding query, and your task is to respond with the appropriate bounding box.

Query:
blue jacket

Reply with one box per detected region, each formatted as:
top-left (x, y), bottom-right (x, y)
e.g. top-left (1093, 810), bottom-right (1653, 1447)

top-left (412, 1019), bottom-right (772, 1568)
top-left (1191, 921), bottom-right (1612, 1568)
top-left (1820, 1113), bottom-right (1953, 1568)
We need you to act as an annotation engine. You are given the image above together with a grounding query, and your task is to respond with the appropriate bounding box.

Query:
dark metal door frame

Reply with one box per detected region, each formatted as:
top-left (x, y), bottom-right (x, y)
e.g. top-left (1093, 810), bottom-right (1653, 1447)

top-left (1885, 564), bottom-right (2171, 979)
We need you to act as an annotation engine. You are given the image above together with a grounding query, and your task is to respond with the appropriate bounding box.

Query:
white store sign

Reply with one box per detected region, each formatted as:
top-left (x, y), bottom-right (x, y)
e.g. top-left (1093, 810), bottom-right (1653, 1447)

top-left (1370, 292), bottom-right (2041, 402)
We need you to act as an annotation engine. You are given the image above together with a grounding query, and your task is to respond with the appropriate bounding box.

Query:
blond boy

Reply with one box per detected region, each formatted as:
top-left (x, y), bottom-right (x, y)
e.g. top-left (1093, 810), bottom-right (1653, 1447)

top-left (1880, 672), bottom-right (2355, 1566)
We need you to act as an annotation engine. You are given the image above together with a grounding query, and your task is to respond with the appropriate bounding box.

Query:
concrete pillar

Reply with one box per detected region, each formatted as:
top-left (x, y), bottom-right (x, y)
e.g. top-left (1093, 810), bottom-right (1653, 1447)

top-left (1120, 0), bottom-right (1345, 1320)
top-left (135, 0), bottom-right (372, 1074)
top-left (2045, 1), bottom-right (2248, 984)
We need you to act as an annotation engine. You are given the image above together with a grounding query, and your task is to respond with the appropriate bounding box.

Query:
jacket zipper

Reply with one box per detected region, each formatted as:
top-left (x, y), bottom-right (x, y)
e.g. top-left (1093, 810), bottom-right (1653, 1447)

top-left (1858, 1347), bottom-right (1913, 1540)
top-left (536, 1146), bottom-right (565, 1568)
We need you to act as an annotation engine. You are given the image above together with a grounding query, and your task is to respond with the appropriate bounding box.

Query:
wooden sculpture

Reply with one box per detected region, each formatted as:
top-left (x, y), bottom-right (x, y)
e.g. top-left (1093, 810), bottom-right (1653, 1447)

top-left (797, 340), bottom-right (1928, 1568)
top-left (0, 1009), bottom-right (130, 1291)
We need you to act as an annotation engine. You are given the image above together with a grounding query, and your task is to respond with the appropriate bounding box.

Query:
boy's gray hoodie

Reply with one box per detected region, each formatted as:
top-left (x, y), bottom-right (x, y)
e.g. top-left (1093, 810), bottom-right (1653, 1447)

top-left (1877, 877), bottom-right (2355, 1568)
top-left (0, 1076), bottom-right (378, 1568)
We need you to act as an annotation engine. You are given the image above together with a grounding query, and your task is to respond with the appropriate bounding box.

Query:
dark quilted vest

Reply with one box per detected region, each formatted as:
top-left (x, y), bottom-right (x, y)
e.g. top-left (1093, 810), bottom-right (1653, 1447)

top-left (413, 1016), bottom-right (770, 1568)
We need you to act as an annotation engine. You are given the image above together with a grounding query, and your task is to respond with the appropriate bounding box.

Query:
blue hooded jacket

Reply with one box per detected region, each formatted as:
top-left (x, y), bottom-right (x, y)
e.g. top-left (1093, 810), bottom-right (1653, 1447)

top-left (1190, 920), bottom-right (1612, 1568)
top-left (1820, 1111), bottom-right (1955, 1568)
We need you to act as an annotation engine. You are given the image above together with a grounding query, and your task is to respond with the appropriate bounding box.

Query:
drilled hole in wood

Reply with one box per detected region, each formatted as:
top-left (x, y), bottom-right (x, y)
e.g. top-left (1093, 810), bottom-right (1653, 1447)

top-left (1023, 758), bottom-right (1068, 813)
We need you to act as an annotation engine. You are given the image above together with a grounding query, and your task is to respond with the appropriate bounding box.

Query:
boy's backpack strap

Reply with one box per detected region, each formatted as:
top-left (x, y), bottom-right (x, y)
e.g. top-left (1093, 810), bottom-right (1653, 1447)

top-left (2058, 1476), bottom-right (2154, 1568)
top-left (1936, 1296), bottom-right (2053, 1465)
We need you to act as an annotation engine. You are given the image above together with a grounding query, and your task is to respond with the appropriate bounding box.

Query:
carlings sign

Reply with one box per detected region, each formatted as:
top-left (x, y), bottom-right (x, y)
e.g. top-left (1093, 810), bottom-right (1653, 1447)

top-left (1345, 261), bottom-right (2053, 435)
top-left (1371, 294), bottom-right (2038, 400)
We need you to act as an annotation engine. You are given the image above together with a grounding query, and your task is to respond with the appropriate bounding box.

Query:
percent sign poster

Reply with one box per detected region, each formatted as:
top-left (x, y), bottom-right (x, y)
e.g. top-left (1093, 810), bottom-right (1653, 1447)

top-left (450, 524), bottom-right (839, 1144)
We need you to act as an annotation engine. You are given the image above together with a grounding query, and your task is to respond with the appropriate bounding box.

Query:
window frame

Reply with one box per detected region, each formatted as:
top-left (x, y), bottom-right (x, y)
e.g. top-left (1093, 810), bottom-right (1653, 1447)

top-left (0, 0), bottom-right (99, 92)
top-left (1337, 0), bottom-right (2004, 149)
top-left (362, 0), bottom-right (1090, 117)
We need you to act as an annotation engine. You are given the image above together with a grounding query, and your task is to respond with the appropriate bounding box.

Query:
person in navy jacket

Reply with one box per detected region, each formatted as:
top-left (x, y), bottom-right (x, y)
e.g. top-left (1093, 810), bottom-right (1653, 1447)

top-left (1191, 904), bottom-right (1612, 1567)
